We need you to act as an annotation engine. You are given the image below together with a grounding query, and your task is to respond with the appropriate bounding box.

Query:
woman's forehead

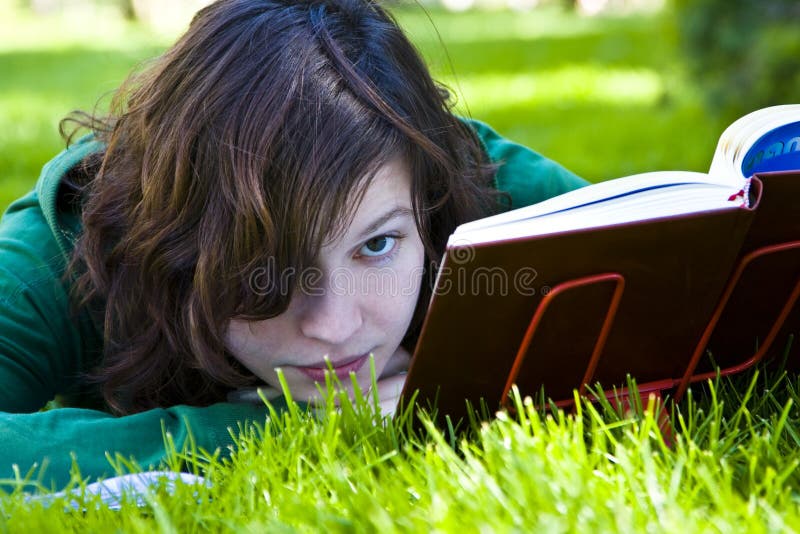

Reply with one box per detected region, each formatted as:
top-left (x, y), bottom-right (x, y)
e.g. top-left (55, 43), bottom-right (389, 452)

top-left (324, 155), bottom-right (414, 246)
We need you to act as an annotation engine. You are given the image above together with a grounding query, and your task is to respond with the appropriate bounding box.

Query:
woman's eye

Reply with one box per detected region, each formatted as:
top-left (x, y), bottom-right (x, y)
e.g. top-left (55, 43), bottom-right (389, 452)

top-left (359, 235), bottom-right (396, 257)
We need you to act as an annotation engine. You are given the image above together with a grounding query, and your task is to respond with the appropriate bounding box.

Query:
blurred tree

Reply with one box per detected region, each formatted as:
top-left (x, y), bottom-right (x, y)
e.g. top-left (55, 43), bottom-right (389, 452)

top-left (674, 0), bottom-right (800, 119)
top-left (120, 0), bottom-right (136, 20)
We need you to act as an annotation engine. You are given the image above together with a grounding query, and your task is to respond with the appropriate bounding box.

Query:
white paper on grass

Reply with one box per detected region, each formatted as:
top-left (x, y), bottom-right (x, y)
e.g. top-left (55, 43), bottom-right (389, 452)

top-left (26, 471), bottom-right (208, 511)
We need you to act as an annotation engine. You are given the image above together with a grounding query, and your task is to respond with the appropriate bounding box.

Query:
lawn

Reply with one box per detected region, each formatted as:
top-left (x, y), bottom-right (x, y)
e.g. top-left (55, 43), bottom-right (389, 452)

top-left (1, 2), bottom-right (798, 531)
top-left (4, 371), bottom-right (800, 531)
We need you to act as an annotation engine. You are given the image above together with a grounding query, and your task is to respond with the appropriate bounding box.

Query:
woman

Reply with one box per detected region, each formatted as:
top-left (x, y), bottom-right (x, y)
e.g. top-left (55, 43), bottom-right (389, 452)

top-left (0, 0), bottom-right (586, 489)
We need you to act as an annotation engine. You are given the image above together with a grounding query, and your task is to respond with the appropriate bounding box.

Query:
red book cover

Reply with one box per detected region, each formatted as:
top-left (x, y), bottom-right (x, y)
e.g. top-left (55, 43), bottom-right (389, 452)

top-left (403, 200), bottom-right (756, 423)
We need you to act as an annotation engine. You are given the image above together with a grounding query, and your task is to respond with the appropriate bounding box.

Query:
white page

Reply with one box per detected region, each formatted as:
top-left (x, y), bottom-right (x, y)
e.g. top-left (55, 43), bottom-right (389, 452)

top-left (456, 171), bottom-right (738, 236)
top-left (709, 104), bottom-right (800, 177)
top-left (452, 182), bottom-right (744, 245)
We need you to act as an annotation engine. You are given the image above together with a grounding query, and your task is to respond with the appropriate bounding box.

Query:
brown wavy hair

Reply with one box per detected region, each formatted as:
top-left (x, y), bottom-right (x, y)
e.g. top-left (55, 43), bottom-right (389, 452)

top-left (63, 0), bottom-right (502, 414)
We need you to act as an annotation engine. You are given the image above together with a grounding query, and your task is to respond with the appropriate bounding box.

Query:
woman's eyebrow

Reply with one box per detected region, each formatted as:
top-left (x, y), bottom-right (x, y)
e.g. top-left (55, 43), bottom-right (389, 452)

top-left (356, 207), bottom-right (414, 240)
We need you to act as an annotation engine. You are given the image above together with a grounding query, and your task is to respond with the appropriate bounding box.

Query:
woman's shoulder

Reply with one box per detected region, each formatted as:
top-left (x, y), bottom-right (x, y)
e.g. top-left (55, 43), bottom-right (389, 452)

top-left (2, 136), bottom-right (102, 269)
top-left (460, 117), bottom-right (589, 209)
top-left (0, 139), bottom-right (104, 413)
top-left (36, 135), bottom-right (103, 255)
top-left (0, 135), bottom-right (104, 329)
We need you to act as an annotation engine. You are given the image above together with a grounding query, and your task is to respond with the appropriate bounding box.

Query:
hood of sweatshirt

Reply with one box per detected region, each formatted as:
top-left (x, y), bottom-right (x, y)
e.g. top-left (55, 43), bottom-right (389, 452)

top-left (34, 135), bottom-right (103, 264)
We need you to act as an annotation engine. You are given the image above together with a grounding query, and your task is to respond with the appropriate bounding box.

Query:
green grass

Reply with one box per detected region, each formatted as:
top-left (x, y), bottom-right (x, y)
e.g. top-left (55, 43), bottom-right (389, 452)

top-left (2, 3), bottom-right (798, 530)
top-left (2, 368), bottom-right (800, 531)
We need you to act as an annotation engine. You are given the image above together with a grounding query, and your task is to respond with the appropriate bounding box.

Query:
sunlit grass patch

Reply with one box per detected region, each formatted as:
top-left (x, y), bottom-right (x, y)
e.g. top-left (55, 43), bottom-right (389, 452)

top-left (397, 3), bottom-right (634, 45)
top-left (445, 66), bottom-right (664, 114)
top-left (393, 3), bottom-right (725, 181)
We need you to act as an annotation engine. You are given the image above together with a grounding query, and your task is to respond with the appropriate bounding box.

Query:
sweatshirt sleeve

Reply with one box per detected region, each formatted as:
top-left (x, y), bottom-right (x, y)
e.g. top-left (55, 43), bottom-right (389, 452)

top-left (462, 118), bottom-right (589, 209)
top-left (0, 183), bottom-right (99, 413)
top-left (0, 401), bottom-right (277, 491)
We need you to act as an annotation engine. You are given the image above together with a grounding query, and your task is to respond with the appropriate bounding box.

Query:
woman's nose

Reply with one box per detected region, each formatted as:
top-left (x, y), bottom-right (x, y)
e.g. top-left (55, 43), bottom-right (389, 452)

top-left (297, 279), bottom-right (364, 345)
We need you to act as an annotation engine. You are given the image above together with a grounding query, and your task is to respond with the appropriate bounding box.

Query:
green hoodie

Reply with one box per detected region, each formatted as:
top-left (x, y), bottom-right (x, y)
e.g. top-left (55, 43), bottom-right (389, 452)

top-left (0, 120), bottom-right (587, 489)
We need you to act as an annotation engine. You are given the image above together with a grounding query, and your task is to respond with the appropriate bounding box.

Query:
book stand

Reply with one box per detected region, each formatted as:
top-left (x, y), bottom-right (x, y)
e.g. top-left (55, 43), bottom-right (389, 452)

top-left (499, 272), bottom-right (674, 438)
top-left (499, 240), bottom-right (800, 440)
top-left (676, 239), bottom-right (800, 399)
top-left (500, 272), bottom-right (626, 407)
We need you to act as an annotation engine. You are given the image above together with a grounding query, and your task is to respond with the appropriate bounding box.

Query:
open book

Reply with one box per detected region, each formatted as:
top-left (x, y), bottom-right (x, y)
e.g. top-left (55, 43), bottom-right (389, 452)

top-left (402, 105), bottom-right (800, 422)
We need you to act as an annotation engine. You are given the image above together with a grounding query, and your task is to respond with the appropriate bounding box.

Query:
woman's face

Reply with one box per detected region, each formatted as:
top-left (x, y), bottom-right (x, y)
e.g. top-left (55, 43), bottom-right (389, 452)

top-left (224, 156), bottom-right (426, 400)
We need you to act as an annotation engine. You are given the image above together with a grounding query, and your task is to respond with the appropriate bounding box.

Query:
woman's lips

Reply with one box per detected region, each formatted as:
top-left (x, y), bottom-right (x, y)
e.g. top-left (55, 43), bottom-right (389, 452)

top-left (293, 353), bottom-right (370, 383)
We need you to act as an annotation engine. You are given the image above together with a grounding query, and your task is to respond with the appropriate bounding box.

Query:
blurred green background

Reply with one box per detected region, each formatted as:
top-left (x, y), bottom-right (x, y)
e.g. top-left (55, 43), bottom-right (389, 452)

top-left (0, 0), bottom-right (797, 213)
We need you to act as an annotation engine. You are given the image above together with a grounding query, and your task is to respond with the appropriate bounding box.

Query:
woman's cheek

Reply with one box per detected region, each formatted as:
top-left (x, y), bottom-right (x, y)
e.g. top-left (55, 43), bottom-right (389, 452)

top-left (223, 319), bottom-right (280, 381)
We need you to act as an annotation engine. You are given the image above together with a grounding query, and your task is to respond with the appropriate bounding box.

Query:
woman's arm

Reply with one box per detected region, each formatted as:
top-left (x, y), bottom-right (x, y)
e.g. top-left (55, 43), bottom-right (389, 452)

top-left (0, 402), bottom-right (274, 491)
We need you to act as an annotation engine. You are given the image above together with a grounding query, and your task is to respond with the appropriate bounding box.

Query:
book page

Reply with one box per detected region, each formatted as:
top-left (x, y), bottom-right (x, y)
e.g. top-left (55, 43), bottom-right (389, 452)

top-left (709, 104), bottom-right (800, 178)
top-left (453, 181), bottom-right (746, 244)
top-left (457, 171), bottom-right (722, 233)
